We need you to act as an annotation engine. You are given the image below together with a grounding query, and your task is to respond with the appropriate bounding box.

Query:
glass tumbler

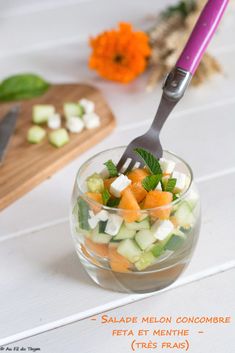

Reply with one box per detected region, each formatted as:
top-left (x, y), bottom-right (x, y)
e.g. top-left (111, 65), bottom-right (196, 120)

top-left (70, 147), bottom-right (201, 293)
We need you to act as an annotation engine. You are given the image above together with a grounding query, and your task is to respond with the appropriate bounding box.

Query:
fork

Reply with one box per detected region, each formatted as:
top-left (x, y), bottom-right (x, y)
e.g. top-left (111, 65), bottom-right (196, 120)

top-left (117, 0), bottom-right (229, 172)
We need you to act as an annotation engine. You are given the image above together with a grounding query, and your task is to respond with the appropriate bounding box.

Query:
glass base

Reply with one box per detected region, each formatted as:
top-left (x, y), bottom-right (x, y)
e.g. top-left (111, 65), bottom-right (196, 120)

top-left (77, 250), bottom-right (189, 294)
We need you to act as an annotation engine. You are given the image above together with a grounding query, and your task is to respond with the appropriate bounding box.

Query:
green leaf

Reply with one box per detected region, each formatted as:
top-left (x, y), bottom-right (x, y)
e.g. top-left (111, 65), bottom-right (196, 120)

top-left (0, 73), bottom-right (50, 102)
top-left (77, 198), bottom-right (90, 230)
top-left (173, 194), bottom-right (179, 201)
top-left (134, 148), bottom-right (162, 175)
top-left (107, 197), bottom-right (120, 208)
top-left (142, 174), bottom-right (162, 191)
top-left (163, 0), bottom-right (195, 18)
top-left (102, 188), bottom-right (110, 205)
top-left (103, 160), bottom-right (118, 177)
top-left (165, 178), bottom-right (177, 193)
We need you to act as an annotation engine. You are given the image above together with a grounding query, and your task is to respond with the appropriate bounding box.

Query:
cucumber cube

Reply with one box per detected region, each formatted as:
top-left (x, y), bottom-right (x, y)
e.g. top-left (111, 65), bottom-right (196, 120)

top-left (165, 228), bottom-right (186, 248)
top-left (185, 189), bottom-right (199, 210)
top-left (87, 173), bottom-right (104, 193)
top-left (151, 242), bottom-right (165, 258)
top-left (135, 230), bottom-right (156, 250)
top-left (151, 228), bottom-right (174, 257)
top-left (135, 251), bottom-right (156, 271)
top-left (49, 128), bottom-right (69, 148)
top-left (164, 231), bottom-right (186, 251)
top-left (174, 201), bottom-right (195, 227)
top-left (27, 125), bottom-right (46, 144)
top-left (91, 226), bottom-right (112, 244)
top-left (33, 105), bottom-right (55, 124)
top-left (125, 217), bottom-right (150, 231)
top-left (64, 103), bottom-right (84, 118)
top-left (117, 239), bottom-right (142, 263)
top-left (113, 224), bottom-right (136, 241)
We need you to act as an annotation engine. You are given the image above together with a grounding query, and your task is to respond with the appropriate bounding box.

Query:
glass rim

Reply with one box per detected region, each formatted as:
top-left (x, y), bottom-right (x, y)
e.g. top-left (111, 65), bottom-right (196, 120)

top-left (76, 146), bottom-right (194, 212)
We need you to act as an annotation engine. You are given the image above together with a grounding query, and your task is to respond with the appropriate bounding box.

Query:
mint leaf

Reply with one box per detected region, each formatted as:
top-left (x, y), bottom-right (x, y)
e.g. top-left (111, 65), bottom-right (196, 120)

top-left (173, 194), bottom-right (179, 201)
top-left (107, 197), bottom-right (120, 207)
top-left (134, 148), bottom-right (162, 175)
top-left (165, 178), bottom-right (177, 193)
top-left (102, 188), bottom-right (110, 205)
top-left (142, 174), bottom-right (162, 191)
top-left (104, 160), bottom-right (118, 177)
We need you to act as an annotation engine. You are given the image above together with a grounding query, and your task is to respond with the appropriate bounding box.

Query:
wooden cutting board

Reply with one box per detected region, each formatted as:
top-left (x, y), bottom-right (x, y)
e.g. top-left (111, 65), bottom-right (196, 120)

top-left (0, 83), bottom-right (115, 211)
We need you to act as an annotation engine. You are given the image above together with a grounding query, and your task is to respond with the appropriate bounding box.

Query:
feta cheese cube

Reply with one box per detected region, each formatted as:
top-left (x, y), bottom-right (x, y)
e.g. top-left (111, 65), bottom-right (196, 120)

top-left (88, 210), bottom-right (99, 229)
top-left (96, 210), bottom-right (109, 222)
top-left (110, 174), bottom-right (131, 197)
top-left (47, 114), bottom-right (61, 130)
top-left (89, 210), bottom-right (95, 218)
top-left (151, 220), bottom-right (174, 241)
top-left (83, 113), bottom-right (101, 129)
top-left (105, 214), bottom-right (123, 236)
top-left (172, 171), bottom-right (187, 193)
top-left (159, 158), bottom-right (176, 174)
top-left (79, 98), bottom-right (95, 114)
top-left (155, 181), bottom-right (162, 191)
top-left (66, 116), bottom-right (85, 133)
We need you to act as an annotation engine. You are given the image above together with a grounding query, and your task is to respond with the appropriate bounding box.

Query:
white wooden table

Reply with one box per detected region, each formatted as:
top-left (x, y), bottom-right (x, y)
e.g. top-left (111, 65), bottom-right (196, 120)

top-left (0, 1), bottom-right (234, 352)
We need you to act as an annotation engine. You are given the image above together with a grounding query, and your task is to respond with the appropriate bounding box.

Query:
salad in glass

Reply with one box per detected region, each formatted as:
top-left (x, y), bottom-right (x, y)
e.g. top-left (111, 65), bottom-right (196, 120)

top-left (70, 147), bottom-right (200, 293)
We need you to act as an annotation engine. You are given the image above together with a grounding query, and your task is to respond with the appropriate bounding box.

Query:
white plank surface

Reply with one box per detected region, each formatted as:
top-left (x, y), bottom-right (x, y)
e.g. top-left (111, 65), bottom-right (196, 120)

top-left (1, 172), bottom-right (235, 344)
top-left (0, 0), bottom-right (91, 18)
top-left (1, 98), bottom-right (235, 237)
top-left (5, 268), bottom-right (235, 352)
top-left (0, 0), bottom-right (234, 56)
top-left (0, 0), bottom-right (175, 56)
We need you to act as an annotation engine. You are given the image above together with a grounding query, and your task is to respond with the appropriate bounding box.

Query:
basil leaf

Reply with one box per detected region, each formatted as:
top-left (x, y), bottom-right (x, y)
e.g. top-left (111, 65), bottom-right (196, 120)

top-left (103, 160), bottom-right (118, 177)
top-left (107, 197), bottom-right (120, 207)
top-left (142, 174), bottom-right (162, 191)
top-left (134, 148), bottom-right (162, 175)
top-left (102, 188), bottom-right (110, 205)
top-left (0, 73), bottom-right (50, 102)
top-left (165, 178), bottom-right (177, 193)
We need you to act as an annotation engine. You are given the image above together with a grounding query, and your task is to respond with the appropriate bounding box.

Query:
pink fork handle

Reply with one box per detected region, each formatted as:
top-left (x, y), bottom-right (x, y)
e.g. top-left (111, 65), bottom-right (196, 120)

top-left (176, 0), bottom-right (229, 75)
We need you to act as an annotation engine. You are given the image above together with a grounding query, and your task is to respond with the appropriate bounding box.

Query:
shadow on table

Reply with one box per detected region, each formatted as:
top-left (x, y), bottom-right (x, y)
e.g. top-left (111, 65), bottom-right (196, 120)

top-left (44, 250), bottom-right (96, 288)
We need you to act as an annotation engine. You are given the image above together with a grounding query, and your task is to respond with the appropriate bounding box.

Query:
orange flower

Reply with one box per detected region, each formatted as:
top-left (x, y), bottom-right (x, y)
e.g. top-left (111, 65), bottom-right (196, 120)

top-left (89, 22), bottom-right (151, 83)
